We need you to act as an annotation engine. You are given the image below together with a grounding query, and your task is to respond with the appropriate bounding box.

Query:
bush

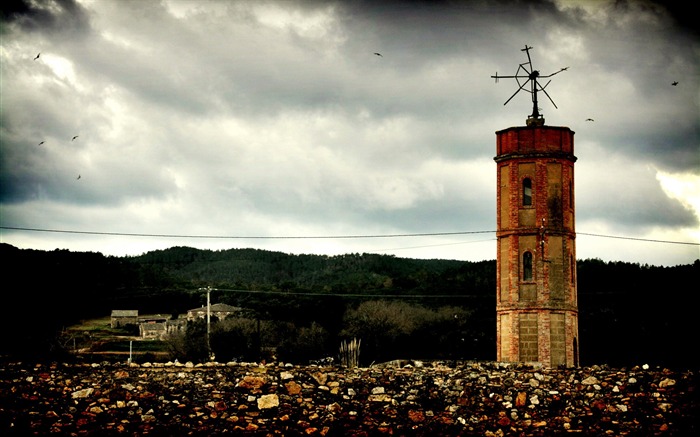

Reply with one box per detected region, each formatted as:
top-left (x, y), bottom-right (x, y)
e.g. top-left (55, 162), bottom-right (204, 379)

top-left (275, 322), bottom-right (330, 364)
top-left (341, 300), bottom-right (476, 363)
top-left (211, 317), bottom-right (271, 362)
top-left (165, 319), bottom-right (208, 362)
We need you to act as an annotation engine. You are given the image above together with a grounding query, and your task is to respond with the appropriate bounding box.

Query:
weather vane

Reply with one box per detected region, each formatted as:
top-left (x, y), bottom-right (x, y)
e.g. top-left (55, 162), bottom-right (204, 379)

top-left (492, 45), bottom-right (568, 126)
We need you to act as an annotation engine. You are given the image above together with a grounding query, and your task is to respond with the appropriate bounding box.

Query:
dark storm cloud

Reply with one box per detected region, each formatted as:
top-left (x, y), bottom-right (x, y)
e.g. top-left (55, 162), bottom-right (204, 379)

top-left (1, 0), bottom-right (89, 33)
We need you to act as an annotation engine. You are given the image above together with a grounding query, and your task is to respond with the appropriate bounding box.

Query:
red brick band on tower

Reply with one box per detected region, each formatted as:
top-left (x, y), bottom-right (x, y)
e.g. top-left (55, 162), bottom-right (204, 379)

top-left (494, 124), bottom-right (579, 367)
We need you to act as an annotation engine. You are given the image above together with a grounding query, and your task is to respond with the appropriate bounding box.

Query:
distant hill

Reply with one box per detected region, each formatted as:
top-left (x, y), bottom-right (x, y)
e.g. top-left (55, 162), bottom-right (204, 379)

top-left (1, 243), bottom-right (697, 368)
top-left (131, 245), bottom-right (492, 296)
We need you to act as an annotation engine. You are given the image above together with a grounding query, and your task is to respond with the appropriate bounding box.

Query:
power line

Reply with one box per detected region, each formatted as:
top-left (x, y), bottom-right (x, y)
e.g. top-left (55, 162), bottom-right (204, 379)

top-left (576, 232), bottom-right (699, 246)
top-left (1, 225), bottom-right (698, 246)
top-left (372, 238), bottom-right (496, 253)
top-left (0, 226), bottom-right (492, 239)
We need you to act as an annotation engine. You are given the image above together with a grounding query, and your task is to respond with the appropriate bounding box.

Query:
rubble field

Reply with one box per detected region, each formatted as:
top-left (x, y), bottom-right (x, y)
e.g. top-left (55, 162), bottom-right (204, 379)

top-left (1, 360), bottom-right (697, 436)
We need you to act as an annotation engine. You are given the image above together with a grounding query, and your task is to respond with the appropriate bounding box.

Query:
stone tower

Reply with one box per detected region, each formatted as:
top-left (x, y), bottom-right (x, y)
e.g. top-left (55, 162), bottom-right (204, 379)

top-left (494, 123), bottom-right (579, 367)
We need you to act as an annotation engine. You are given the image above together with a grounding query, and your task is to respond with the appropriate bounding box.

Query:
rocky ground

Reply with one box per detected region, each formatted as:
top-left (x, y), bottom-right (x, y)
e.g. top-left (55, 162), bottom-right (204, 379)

top-left (0, 360), bottom-right (697, 436)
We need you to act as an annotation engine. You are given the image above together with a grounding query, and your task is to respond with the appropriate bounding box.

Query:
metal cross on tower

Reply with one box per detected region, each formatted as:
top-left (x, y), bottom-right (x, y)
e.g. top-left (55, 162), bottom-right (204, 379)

top-left (492, 45), bottom-right (568, 126)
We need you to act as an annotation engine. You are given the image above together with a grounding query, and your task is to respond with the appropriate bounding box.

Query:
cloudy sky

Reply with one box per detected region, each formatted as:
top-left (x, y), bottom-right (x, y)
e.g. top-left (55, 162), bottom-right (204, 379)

top-left (1, 0), bottom-right (698, 266)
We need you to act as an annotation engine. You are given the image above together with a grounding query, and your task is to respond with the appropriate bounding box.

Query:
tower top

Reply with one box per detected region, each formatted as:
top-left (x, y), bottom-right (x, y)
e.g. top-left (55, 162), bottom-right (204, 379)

top-left (492, 45), bottom-right (568, 126)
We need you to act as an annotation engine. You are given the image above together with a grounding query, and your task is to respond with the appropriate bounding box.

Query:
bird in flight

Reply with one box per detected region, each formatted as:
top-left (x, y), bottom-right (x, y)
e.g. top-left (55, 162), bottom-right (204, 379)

top-left (77, 175), bottom-right (81, 180)
top-left (38, 141), bottom-right (45, 145)
top-left (672, 81), bottom-right (678, 86)
top-left (34, 53), bottom-right (40, 60)
top-left (585, 118), bottom-right (594, 122)
top-left (374, 52), bottom-right (382, 57)
top-left (72, 135), bottom-right (79, 141)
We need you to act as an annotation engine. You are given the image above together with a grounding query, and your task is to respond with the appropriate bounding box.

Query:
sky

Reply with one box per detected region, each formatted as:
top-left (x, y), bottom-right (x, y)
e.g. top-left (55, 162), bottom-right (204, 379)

top-left (1, 0), bottom-right (698, 267)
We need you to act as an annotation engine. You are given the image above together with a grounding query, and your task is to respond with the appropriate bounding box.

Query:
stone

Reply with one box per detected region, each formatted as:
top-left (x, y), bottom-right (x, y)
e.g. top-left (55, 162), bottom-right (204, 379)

top-left (285, 380), bottom-right (302, 395)
top-left (326, 402), bottom-right (342, 414)
top-left (659, 378), bottom-right (676, 388)
top-left (368, 394), bottom-right (392, 402)
top-left (257, 394), bottom-right (279, 409)
top-left (238, 376), bottom-right (266, 391)
top-left (71, 388), bottom-right (94, 399)
top-left (408, 410), bottom-right (425, 423)
top-left (581, 376), bottom-right (599, 385)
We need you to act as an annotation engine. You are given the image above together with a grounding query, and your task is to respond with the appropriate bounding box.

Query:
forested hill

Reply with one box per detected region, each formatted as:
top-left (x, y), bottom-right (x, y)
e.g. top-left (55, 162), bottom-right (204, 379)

top-left (1, 243), bottom-right (698, 368)
top-left (133, 246), bottom-right (488, 294)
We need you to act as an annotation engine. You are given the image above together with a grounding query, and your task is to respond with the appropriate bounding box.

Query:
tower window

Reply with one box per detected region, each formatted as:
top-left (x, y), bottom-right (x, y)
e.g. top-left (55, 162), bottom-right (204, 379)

top-left (523, 178), bottom-right (532, 206)
top-left (523, 251), bottom-right (533, 281)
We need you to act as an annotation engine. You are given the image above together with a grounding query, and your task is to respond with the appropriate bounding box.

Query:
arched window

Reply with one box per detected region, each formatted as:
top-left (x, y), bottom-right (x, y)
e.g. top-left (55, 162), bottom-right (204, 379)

top-left (523, 178), bottom-right (532, 206)
top-left (523, 251), bottom-right (533, 281)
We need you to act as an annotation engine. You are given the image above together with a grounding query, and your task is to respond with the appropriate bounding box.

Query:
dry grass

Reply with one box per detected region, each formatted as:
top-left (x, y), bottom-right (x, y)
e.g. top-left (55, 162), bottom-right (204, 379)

top-left (67, 317), bottom-right (112, 331)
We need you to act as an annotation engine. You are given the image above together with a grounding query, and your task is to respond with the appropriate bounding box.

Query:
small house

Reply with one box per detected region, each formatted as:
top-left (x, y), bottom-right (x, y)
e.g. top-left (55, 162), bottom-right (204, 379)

top-left (165, 317), bottom-right (187, 335)
top-left (139, 322), bottom-right (167, 339)
top-left (111, 310), bottom-right (138, 328)
top-left (186, 303), bottom-right (242, 322)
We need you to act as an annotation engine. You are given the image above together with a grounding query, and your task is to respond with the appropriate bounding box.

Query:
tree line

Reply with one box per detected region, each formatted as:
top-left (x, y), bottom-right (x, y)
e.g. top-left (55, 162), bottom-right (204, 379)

top-left (1, 243), bottom-right (697, 369)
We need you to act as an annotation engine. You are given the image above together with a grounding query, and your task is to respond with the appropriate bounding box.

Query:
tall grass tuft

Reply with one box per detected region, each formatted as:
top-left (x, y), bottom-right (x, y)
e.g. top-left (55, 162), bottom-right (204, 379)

top-left (339, 338), bottom-right (361, 368)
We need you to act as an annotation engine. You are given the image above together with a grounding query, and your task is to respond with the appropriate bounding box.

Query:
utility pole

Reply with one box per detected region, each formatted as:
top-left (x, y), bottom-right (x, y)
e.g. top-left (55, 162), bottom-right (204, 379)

top-left (206, 286), bottom-right (212, 361)
top-left (199, 286), bottom-right (214, 361)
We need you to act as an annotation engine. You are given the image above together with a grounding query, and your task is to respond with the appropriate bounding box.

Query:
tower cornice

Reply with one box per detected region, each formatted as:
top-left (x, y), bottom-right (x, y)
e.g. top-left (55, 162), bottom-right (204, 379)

top-left (494, 152), bottom-right (577, 163)
top-left (495, 125), bottom-right (574, 135)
